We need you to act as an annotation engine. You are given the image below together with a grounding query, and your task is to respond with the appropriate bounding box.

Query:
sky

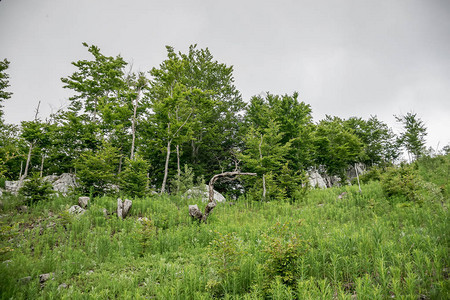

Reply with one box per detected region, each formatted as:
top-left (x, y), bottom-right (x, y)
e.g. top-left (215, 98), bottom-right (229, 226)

top-left (1, 0), bottom-right (449, 150)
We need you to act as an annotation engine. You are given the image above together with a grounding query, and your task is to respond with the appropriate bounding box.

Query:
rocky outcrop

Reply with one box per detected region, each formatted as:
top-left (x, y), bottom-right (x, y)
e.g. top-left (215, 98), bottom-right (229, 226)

top-left (68, 205), bottom-right (86, 216)
top-left (307, 170), bottom-right (327, 189)
top-left (185, 184), bottom-right (226, 203)
top-left (4, 173), bottom-right (78, 195)
top-left (117, 198), bottom-right (132, 219)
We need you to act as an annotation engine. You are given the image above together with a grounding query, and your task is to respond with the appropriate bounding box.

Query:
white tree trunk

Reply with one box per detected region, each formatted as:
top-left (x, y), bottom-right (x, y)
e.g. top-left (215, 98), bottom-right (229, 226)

top-left (160, 140), bottom-right (171, 194)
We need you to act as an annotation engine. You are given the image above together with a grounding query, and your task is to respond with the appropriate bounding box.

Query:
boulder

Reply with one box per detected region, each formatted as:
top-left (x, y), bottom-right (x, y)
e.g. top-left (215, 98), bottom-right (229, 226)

top-left (52, 173), bottom-right (78, 195)
top-left (68, 205), bottom-right (86, 216)
top-left (347, 163), bottom-right (366, 181)
top-left (5, 180), bottom-right (22, 194)
top-left (307, 170), bottom-right (327, 189)
top-left (117, 198), bottom-right (132, 219)
top-left (78, 196), bottom-right (90, 208)
top-left (39, 273), bottom-right (52, 283)
top-left (0, 189), bottom-right (3, 198)
top-left (185, 184), bottom-right (226, 203)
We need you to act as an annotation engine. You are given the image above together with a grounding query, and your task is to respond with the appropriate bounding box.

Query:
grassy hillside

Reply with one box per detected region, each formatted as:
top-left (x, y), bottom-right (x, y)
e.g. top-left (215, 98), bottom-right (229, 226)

top-left (0, 179), bottom-right (449, 298)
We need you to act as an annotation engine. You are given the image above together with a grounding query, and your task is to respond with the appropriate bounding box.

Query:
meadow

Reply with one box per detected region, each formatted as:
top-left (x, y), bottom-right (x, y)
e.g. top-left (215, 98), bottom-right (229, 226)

top-left (0, 179), bottom-right (448, 299)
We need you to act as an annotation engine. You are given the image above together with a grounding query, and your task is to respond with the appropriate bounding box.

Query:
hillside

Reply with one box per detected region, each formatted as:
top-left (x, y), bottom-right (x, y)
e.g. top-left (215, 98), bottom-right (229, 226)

top-left (1, 178), bottom-right (448, 299)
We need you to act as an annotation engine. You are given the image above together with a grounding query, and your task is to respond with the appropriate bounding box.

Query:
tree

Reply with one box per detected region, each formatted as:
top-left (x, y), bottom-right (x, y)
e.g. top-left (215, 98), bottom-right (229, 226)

top-left (75, 143), bottom-right (120, 196)
top-left (239, 120), bottom-right (291, 200)
top-left (314, 116), bottom-right (363, 180)
top-left (395, 112), bottom-right (427, 161)
top-left (145, 45), bottom-right (239, 192)
top-left (345, 116), bottom-right (399, 166)
top-left (119, 154), bottom-right (150, 197)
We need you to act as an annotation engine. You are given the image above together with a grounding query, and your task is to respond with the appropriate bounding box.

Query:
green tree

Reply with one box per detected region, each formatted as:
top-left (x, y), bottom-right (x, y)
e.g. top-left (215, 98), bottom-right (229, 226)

top-left (314, 116), bottom-right (363, 180)
top-left (345, 116), bottom-right (399, 166)
top-left (0, 59), bottom-right (12, 122)
top-left (119, 154), bottom-right (150, 198)
top-left (240, 120), bottom-right (291, 200)
top-left (395, 112), bottom-right (427, 161)
top-left (75, 143), bottom-right (120, 196)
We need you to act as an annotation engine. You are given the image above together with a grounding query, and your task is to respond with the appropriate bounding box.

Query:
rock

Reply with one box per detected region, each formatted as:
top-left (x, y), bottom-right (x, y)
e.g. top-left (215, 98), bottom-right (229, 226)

top-left (2, 260), bottom-right (12, 266)
top-left (0, 189), bottom-right (3, 198)
top-left (117, 198), bottom-right (132, 219)
top-left (58, 283), bottom-right (68, 290)
top-left (52, 173), bottom-right (78, 195)
top-left (68, 205), bottom-right (86, 216)
top-left (78, 196), bottom-right (89, 208)
top-left (307, 170), bottom-right (327, 189)
top-left (43, 175), bottom-right (59, 183)
top-left (338, 192), bottom-right (348, 199)
top-left (103, 208), bottom-right (108, 218)
top-left (347, 163), bottom-right (366, 181)
top-left (19, 276), bottom-right (32, 284)
top-left (17, 205), bottom-right (28, 213)
top-left (5, 180), bottom-right (23, 194)
top-left (39, 273), bottom-right (52, 283)
top-left (185, 184), bottom-right (226, 203)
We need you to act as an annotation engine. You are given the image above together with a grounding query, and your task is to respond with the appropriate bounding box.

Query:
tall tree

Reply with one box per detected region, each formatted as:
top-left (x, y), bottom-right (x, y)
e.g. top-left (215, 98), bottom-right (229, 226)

top-left (0, 59), bottom-right (12, 122)
top-left (395, 112), bottom-right (427, 161)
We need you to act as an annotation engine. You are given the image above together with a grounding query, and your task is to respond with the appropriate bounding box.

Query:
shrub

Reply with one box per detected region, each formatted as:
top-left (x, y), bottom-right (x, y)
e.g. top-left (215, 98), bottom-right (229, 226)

top-left (381, 163), bottom-right (443, 203)
top-left (262, 221), bottom-right (308, 291)
top-left (119, 155), bottom-right (150, 198)
top-left (75, 143), bottom-right (119, 196)
top-left (19, 174), bottom-right (54, 205)
top-left (169, 164), bottom-right (194, 195)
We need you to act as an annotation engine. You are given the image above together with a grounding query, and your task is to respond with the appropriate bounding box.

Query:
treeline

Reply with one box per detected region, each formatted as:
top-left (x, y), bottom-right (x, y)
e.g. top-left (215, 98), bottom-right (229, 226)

top-left (0, 44), bottom-right (435, 199)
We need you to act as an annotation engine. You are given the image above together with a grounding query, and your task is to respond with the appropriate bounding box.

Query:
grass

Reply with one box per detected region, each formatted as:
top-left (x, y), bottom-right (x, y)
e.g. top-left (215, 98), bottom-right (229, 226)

top-left (0, 181), bottom-right (448, 299)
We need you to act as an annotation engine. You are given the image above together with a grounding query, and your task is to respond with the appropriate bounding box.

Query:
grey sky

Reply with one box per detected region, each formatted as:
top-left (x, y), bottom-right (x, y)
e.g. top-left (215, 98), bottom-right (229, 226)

top-left (1, 0), bottom-right (449, 150)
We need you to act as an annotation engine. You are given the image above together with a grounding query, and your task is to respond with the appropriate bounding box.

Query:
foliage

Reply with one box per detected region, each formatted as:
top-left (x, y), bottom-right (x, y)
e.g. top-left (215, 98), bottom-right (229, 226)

top-left (415, 153), bottom-right (450, 198)
top-left (381, 163), bottom-right (443, 203)
top-left (0, 58), bottom-right (12, 121)
top-left (75, 143), bottom-right (120, 196)
top-left (262, 221), bottom-right (307, 292)
top-left (395, 112), bottom-right (427, 161)
top-left (19, 174), bottom-right (55, 205)
top-left (169, 164), bottom-right (195, 195)
top-left (119, 155), bottom-right (150, 198)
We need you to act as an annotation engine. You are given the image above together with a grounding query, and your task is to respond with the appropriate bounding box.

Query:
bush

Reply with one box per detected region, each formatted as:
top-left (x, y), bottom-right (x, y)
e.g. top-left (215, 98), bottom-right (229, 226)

top-left (169, 164), bottom-right (194, 195)
top-left (75, 143), bottom-right (119, 196)
top-left (381, 163), bottom-right (443, 203)
top-left (119, 155), bottom-right (150, 198)
top-left (19, 174), bottom-right (54, 205)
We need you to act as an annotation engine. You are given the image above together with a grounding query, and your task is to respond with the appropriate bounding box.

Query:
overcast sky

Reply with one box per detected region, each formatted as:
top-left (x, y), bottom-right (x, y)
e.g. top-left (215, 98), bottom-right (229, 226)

top-left (1, 0), bottom-right (449, 150)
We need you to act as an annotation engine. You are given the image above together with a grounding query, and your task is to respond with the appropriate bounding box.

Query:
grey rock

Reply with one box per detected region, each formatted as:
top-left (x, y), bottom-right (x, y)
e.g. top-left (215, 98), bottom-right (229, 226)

top-left (17, 205), bottom-right (28, 213)
top-left (185, 184), bottom-right (226, 203)
top-left (52, 173), bottom-right (78, 195)
top-left (39, 273), bottom-right (52, 283)
top-left (58, 283), bottom-right (68, 290)
top-left (68, 205), bottom-right (86, 215)
top-left (117, 198), bottom-right (132, 219)
top-left (103, 208), bottom-right (108, 218)
top-left (78, 196), bottom-right (89, 208)
top-left (0, 189), bottom-right (3, 198)
top-left (5, 180), bottom-right (23, 194)
top-left (307, 170), bottom-right (327, 189)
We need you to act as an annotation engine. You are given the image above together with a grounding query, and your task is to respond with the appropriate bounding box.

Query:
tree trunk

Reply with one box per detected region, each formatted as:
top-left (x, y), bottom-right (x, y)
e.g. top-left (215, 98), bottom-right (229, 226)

top-left (189, 171), bottom-right (256, 223)
top-left (161, 140), bottom-right (171, 194)
top-left (40, 154), bottom-right (45, 178)
top-left (259, 134), bottom-right (266, 201)
top-left (355, 163), bottom-right (362, 193)
top-left (176, 144), bottom-right (181, 194)
top-left (130, 89), bottom-right (140, 160)
top-left (19, 142), bottom-right (33, 186)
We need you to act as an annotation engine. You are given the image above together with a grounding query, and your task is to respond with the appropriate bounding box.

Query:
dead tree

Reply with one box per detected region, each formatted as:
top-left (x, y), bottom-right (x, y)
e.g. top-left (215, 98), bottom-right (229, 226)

top-left (189, 171), bottom-right (256, 223)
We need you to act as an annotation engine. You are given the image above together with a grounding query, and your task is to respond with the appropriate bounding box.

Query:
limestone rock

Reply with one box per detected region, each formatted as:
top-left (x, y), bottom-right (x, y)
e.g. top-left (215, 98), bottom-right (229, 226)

top-left (68, 205), bottom-right (86, 216)
top-left (78, 196), bottom-right (89, 208)
top-left (307, 170), bottom-right (327, 189)
top-left (5, 180), bottom-right (23, 194)
top-left (185, 184), bottom-right (226, 203)
top-left (39, 273), bottom-right (52, 283)
top-left (117, 198), bottom-right (132, 219)
top-left (58, 283), bottom-right (68, 290)
top-left (52, 173), bottom-right (78, 195)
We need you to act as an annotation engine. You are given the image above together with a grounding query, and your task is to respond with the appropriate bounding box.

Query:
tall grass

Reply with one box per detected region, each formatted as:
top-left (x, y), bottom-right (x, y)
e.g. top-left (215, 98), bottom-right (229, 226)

top-left (0, 180), bottom-right (448, 299)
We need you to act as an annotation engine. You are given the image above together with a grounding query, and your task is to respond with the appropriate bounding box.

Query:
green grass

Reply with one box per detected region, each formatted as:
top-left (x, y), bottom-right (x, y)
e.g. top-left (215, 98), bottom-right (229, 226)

top-left (0, 181), bottom-right (448, 299)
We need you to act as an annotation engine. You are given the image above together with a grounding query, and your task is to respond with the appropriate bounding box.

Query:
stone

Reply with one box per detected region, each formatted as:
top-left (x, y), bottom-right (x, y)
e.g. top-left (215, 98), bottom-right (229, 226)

top-left (39, 273), bottom-right (52, 283)
top-left (58, 283), bottom-right (68, 290)
top-left (103, 208), bottom-right (108, 218)
top-left (78, 196), bottom-right (89, 208)
top-left (185, 184), bottom-right (226, 203)
top-left (5, 180), bottom-right (23, 194)
top-left (117, 198), bottom-right (132, 219)
top-left (52, 173), bottom-right (78, 195)
top-left (68, 205), bottom-right (86, 215)
top-left (17, 205), bottom-right (28, 213)
top-left (347, 163), bottom-right (366, 181)
top-left (307, 170), bottom-right (327, 189)
top-left (0, 189), bottom-right (3, 198)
